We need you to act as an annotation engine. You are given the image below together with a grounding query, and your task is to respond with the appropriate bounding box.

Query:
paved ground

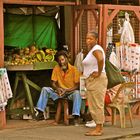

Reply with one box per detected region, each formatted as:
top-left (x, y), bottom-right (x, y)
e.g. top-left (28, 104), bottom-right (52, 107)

top-left (0, 118), bottom-right (140, 140)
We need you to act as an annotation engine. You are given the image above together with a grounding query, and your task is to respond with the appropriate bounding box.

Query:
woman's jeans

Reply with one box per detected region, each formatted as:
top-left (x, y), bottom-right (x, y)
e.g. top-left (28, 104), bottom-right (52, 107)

top-left (36, 87), bottom-right (82, 116)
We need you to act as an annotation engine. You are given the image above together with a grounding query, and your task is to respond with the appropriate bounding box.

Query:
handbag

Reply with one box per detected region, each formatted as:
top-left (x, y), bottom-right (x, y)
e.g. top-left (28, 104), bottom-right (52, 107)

top-left (105, 59), bottom-right (125, 89)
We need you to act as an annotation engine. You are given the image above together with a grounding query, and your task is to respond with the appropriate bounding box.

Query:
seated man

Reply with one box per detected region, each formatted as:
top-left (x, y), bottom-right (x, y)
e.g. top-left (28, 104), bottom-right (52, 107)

top-left (35, 50), bottom-right (82, 125)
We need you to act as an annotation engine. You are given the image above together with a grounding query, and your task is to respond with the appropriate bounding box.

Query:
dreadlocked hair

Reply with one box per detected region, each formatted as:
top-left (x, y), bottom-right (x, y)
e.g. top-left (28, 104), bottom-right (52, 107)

top-left (55, 50), bottom-right (69, 62)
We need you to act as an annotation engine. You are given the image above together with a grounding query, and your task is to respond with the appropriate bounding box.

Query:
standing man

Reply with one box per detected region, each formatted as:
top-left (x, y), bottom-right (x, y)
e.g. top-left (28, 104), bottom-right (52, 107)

top-left (35, 50), bottom-right (82, 125)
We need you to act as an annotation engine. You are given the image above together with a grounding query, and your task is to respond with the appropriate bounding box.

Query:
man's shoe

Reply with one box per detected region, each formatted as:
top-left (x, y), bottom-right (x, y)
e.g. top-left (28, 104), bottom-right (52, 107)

top-left (34, 108), bottom-right (44, 121)
top-left (74, 116), bottom-right (80, 126)
top-left (85, 120), bottom-right (96, 128)
top-left (74, 119), bottom-right (80, 126)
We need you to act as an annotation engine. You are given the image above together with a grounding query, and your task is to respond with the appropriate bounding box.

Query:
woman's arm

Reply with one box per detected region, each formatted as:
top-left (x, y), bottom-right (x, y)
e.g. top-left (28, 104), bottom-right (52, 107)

top-left (92, 50), bottom-right (104, 78)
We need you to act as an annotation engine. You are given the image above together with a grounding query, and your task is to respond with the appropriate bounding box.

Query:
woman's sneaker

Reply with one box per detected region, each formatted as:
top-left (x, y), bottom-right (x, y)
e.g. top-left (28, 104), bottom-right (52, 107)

top-left (85, 120), bottom-right (96, 127)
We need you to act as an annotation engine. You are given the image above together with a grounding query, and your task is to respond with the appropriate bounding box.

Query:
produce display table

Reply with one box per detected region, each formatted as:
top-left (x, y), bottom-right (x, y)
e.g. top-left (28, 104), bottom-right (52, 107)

top-left (6, 61), bottom-right (57, 117)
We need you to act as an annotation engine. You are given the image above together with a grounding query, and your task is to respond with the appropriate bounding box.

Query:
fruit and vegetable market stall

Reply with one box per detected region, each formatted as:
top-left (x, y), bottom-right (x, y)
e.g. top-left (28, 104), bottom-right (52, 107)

top-left (4, 47), bottom-right (57, 117)
top-left (3, 3), bottom-right (59, 119)
top-left (0, 0), bottom-right (76, 129)
top-left (6, 60), bottom-right (57, 118)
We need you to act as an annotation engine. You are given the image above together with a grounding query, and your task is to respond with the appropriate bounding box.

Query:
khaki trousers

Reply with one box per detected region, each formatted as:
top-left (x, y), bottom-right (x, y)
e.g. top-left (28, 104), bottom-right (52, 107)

top-left (85, 73), bottom-right (108, 124)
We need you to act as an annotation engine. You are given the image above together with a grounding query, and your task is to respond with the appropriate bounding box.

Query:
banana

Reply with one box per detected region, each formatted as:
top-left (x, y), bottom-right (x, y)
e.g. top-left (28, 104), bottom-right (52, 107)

top-left (45, 54), bottom-right (54, 61)
top-left (36, 53), bottom-right (42, 61)
top-left (40, 50), bottom-right (46, 60)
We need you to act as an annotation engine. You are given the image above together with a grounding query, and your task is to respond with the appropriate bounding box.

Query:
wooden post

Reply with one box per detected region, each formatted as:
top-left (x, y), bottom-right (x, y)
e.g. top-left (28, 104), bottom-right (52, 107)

top-left (0, 0), bottom-right (6, 129)
top-left (98, 5), bottom-right (103, 46)
top-left (101, 5), bottom-right (108, 51)
top-left (0, 0), bottom-right (4, 67)
top-left (0, 110), bottom-right (6, 129)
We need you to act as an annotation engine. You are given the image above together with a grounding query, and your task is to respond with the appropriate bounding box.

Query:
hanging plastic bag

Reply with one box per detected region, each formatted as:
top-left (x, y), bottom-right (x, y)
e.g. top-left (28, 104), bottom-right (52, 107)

top-left (109, 51), bottom-right (120, 69)
top-left (74, 51), bottom-right (84, 72)
top-left (105, 59), bottom-right (125, 89)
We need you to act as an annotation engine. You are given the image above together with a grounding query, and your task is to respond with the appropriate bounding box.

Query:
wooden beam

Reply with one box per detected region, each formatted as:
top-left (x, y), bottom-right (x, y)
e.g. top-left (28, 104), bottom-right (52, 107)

top-left (105, 4), bottom-right (140, 11)
top-left (134, 10), bottom-right (140, 21)
top-left (74, 4), bottom-right (99, 10)
top-left (91, 9), bottom-right (98, 24)
top-left (74, 9), bottom-right (84, 27)
top-left (107, 9), bottom-right (119, 26)
top-left (0, 0), bottom-right (4, 67)
top-left (3, 0), bottom-right (75, 6)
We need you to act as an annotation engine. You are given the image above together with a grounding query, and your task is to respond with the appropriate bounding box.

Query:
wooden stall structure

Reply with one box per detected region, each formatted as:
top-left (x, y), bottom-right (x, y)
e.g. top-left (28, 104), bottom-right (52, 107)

top-left (0, 0), bottom-right (140, 129)
top-left (73, 3), bottom-right (140, 121)
top-left (73, 4), bottom-right (140, 54)
top-left (101, 4), bottom-right (140, 51)
top-left (0, 0), bottom-right (76, 68)
top-left (73, 4), bottom-right (102, 55)
top-left (1, 1), bottom-right (140, 73)
top-left (0, 0), bottom-right (77, 129)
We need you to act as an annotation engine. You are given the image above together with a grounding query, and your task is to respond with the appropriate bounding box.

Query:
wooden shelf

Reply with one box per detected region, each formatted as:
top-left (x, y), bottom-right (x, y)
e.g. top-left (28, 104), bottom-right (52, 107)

top-left (5, 61), bottom-right (57, 71)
